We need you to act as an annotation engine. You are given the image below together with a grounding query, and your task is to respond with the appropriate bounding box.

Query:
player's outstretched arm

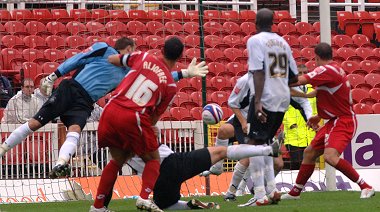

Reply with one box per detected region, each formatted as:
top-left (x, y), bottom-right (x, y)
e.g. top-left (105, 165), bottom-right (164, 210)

top-left (289, 75), bottom-right (309, 87)
top-left (108, 54), bottom-right (125, 67)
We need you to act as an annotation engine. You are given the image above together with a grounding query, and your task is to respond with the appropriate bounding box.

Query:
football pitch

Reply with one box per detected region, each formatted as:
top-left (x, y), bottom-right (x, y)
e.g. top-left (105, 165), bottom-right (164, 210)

top-left (0, 191), bottom-right (379, 212)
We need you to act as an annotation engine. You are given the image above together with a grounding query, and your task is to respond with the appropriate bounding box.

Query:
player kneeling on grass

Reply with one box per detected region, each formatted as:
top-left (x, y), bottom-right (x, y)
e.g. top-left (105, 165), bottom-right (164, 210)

top-left (281, 43), bottom-right (375, 200)
top-left (104, 137), bottom-right (281, 211)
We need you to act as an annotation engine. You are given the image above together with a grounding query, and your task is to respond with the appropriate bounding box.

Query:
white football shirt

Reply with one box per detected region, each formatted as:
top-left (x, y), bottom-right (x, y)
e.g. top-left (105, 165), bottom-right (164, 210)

top-left (247, 32), bottom-right (298, 112)
top-left (228, 73), bottom-right (255, 119)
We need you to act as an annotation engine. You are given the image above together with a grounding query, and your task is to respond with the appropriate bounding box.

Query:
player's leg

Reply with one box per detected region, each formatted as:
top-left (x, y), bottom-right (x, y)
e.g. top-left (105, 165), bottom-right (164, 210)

top-left (236, 169), bottom-right (250, 196)
top-left (91, 147), bottom-right (129, 211)
top-left (225, 158), bottom-right (250, 201)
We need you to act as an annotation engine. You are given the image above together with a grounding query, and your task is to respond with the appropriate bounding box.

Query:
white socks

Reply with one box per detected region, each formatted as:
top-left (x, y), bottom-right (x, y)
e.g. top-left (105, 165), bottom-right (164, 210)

top-left (226, 144), bottom-right (271, 160)
top-left (56, 132), bottom-right (80, 166)
top-left (0, 123), bottom-right (33, 157)
top-left (166, 200), bottom-right (191, 210)
top-left (249, 156), bottom-right (266, 199)
top-left (228, 161), bottom-right (247, 194)
top-left (237, 170), bottom-right (250, 192)
top-left (211, 138), bottom-right (229, 170)
top-left (263, 156), bottom-right (276, 194)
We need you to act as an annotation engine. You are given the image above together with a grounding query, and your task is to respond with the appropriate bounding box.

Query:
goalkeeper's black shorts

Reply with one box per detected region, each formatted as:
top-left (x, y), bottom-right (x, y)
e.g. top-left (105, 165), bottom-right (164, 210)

top-left (34, 79), bottom-right (94, 129)
top-left (153, 148), bottom-right (211, 209)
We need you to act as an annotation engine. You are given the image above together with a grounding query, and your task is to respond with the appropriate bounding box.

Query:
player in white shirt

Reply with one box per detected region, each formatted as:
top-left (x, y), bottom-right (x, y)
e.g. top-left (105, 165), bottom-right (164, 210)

top-left (99, 142), bottom-right (281, 211)
top-left (240, 8), bottom-right (298, 207)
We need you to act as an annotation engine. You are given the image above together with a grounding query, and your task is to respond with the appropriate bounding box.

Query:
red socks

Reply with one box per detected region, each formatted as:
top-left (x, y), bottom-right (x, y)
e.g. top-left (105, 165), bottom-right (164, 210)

top-left (140, 159), bottom-right (160, 199)
top-left (335, 159), bottom-right (372, 190)
top-left (94, 160), bottom-right (121, 209)
top-left (289, 163), bottom-right (315, 196)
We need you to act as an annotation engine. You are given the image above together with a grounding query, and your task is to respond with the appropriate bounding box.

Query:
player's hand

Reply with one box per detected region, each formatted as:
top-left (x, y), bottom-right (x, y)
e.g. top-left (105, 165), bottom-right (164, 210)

top-left (241, 120), bottom-right (248, 134)
top-left (41, 73), bottom-right (58, 96)
top-left (307, 115), bottom-right (321, 131)
top-left (255, 102), bottom-right (267, 124)
top-left (182, 58), bottom-right (209, 78)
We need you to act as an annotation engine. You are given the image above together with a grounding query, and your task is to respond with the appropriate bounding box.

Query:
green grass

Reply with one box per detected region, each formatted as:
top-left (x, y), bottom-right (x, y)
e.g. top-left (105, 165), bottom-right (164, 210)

top-left (0, 191), bottom-right (379, 212)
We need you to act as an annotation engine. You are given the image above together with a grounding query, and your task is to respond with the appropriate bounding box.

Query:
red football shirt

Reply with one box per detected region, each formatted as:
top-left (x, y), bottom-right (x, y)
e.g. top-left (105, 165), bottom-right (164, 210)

top-left (110, 51), bottom-right (177, 117)
top-left (304, 63), bottom-right (354, 119)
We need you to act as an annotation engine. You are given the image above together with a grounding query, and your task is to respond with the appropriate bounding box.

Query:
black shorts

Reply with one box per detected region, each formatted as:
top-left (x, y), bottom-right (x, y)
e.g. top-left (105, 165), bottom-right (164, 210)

top-left (34, 79), bottom-right (94, 129)
top-left (227, 116), bottom-right (247, 144)
top-left (247, 100), bottom-right (284, 145)
top-left (153, 148), bottom-right (212, 209)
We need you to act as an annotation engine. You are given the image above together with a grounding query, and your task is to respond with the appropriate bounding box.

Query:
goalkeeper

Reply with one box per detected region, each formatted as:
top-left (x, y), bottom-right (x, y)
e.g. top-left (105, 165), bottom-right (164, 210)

top-left (0, 37), bottom-right (208, 179)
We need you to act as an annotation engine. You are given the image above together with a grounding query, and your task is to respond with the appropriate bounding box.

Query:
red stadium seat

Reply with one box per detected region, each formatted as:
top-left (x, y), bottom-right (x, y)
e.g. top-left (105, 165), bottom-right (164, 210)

top-left (46, 21), bottom-right (68, 36)
top-left (210, 91), bottom-right (229, 107)
top-left (25, 21), bottom-right (51, 38)
top-left (360, 60), bottom-right (378, 74)
top-left (44, 49), bottom-right (65, 62)
top-left (221, 107), bottom-right (234, 121)
top-left (305, 61), bottom-right (317, 71)
top-left (337, 11), bottom-right (360, 36)
top-left (221, 10), bottom-right (239, 21)
top-left (146, 21), bottom-right (164, 35)
top-left (184, 35), bottom-right (200, 48)
top-left (22, 62), bottom-right (42, 80)
top-left (347, 74), bottom-right (365, 88)
top-left (204, 10), bottom-right (220, 21)
top-left (0, 10), bottom-right (13, 22)
top-left (166, 10), bottom-right (186, 21)
top-left (1, 35), bottom-right (24, 48)
top-left (292, 49), bottom-right (301, 59)
top-left (190, 91), bottom-right (203, 106)
top-left (185, 11), bottom-right (199, 21)
top-left (86, 21), bottom-right (109, 37)
top-left (45, 35), bottom-right (66, 49)
top-left (336, 47), bottom-right (356, 60)
top-left (274, 10), bottom-right (296, 23)
top-left (223, 21), bottom-right (245, 36)
top-left (369, 11), bottom-right (380, 21)
top-left (147, 10), bottom-right (165, 21)
top-left (239, 10), bottom-right (256, 22)
top-left (372, 103), bottom-right (380, 114)
top-left (295, 22), bottom-right (315, 35)
top-left (185, 48), bottom-right (201, 59)
top-left (352, 88), bottom-right (370, 103)
top-left (205, 48), bottom-right (228, 63)
top-left (24, 35), bottom-right (47, 49)
top-left (22, 48), bottom-right (44, 63)
top-left (204, 21), bottom-right (224, 36)
top-left (300, 48), bottom-right (315, 60)
top-left (210, 76), bottom-right (232, 91)
top-left (223, 35), bottom-right (243, 47)
top-left (85, 36), bottom-right (104, 46)
top-left (105, 35), bottom-right (120, 47)
top-left (105, 21), bottom-right (130, 36)
top-left (108, 10), bottom-right (130, 22)
top-left (183, 22), bottom-right (199, 35)
top-left (374, 23), bottom-right (380, 42)
top-left (227, 62), bottom-right (245, 75)
top-left (66, 35), bottom-right (86, 49)
top-left (172, 92), bottom-right (191, 107)
top-left (4, 21), bottom-right (29, 37)
top-left (91, 9), bottom-right (110, 23)
top-left (42, 62), bottom-right (59, 73)
top-left (240, 22), bottom-right (256, 36)
top-left (298, 35), bottom-right (317, 47)
top-left (51, 9), bottom-right (73, 23)
top-left (277, 22), bottom-right (299, 36)
top-left (146, 35), bottom-right (164, 49)
top-left (11, 9), bottom-right (35, 23)
top-left (32, 9), bottom-right (54, 24)
top-left (66, 21), bottom-right (88, 36)
top-left (333, 34), bottom-right (355, 48)
top-left (128, 10), bottom-right (149, 23)
top-left (204, 35), bottom-right (223, 48)
top-left (341, 61), bottom-right (361, 74)
top-left (1, 48), bottom-right (22, 69)
top-left (353, 11), bottom-right (375, 40)
top-left (369, 88), bottom-right (380, 102)
top-left (355, 47), bottom-right (373, 61)
top-left (170, 107), bottom-right (193, 121)
top-left (190, 107), bottom-right (203, 120)
top-left (70, 9), bottom-right (92, 22)
top-left (165, 21), bottom-right (183, 35)
top-left (283, 35), bottom-right (300, 48)
top-left (352, 34), bottom-right (371, 48)
top-left (224, 48), bottom-right (244, 62)
top-left (353, 103), bottom-right (373, 114)
top-left (127, 20), bottom-right (150, 36)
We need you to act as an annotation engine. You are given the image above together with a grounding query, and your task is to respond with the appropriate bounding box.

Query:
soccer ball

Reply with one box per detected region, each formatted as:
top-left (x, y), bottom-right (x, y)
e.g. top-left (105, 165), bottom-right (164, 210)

top-left (202, 103), bottom-right (223, 125)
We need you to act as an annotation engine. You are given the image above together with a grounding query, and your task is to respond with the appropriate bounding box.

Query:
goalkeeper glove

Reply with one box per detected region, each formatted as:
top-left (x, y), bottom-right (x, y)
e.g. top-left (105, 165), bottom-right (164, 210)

top-left (182, 58), bottom-right (209, 78)
top-left (41, 72), bottom-right (58, 96)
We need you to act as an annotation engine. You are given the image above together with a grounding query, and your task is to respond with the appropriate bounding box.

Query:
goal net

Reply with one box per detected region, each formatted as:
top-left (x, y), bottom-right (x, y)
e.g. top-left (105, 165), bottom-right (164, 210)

top-left (0, 0), bottom-right (352, 204)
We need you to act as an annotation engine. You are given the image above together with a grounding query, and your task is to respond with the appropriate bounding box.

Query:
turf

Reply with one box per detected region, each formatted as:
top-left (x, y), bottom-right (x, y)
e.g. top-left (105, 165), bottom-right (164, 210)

top-left (0, 191), bottom-right (379, 212)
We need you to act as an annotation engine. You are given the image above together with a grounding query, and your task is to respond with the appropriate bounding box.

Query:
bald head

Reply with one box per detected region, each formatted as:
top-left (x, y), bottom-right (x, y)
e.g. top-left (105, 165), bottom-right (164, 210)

top-left (256, 8), bottom-right (274, 32)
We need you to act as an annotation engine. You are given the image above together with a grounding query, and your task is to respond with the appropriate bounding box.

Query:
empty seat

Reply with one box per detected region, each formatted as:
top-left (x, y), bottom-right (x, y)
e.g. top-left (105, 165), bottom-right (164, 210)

top-left (352, 34), bottom-right (371, 48)
top-left (11, 9), bottom-right (35, 22)
top-left (4, 21), bottom-right (29, 37)
top-left (22, 62), bottom-right (42, 80)
top-left (208, 62), bottom-right (225, 77)
top-left (347, 74), bottom-right (365, 88)
top-left (224, 48), bottom-right (244, 62)
top-left (127, 10), bottom-right (149, 22)
top-left (360, 60), bottom-right (378, 74)
top-left (204, 10), bottom-right (221, 21)
top-left (295, 22), bottom-right (315, 35)
top-left (341, 61), bottom-right (361, 74)
top-left (108, 10), bottom-right (130, 22)
top-left (185, 48), bottom-right (201, 59)
top-left (22, 48), bottom-right (44, 62)
top-left (66, 35), bottom-right (86, 49)
top-left (305, 60), bottom-right (317, 71)
top-left (372, 103), bottom-right (380, 114)
top-left (0, 10), bottom-right (13, 22)
top-left (184, 35), bottom-right (200, 47)
top-left (300, 48), bottom-right (315, 60)
top-left (369, 88), bottom-right (380, 102)
top-left (210, 76), bottom-right (231, 91)
top-left (239, 10), bottom-right (256, 22)
top-left (277, 22), bottom-right (298, 36)
top-left (337, 11), bottom-right (360, 36)
top-left (336, 47), bottom-right (356, 60)
top-left (204, 21), bottom-right (224, 36)
top-left (205, 48), bottom-right (227, 63)
top-left (274, 10), bottom-right (296, 23)
top-left (105, 21), bottom-right (129, 36)
top-left (146, 35), bottom-right (164, 48)
top-left (352, 88), bottom-right (370, 103)
top-left (25, 21), bottom-right (50, 37)
top-left (70, 9), bottom-right (92, 22)
top-left (127, 20), bottom-right (149, 36)
top-left (148, 10), bottom-right (166, 21)
top-left (353, 11), bottom-right (375, 40)
top-left (223, 22), bottom-right (244, 36)
top-left (333, 34), bottom-right (355, 48)
top-left (298, 35), bottom-right (317, 47)
top-left (185, 11), bottom-right (199, 21)
top-left (46, 35), bottom-right (66, 49)
top-left (190, 107), bottom-right (202, 120)
top-left (210, 91), bottom-right (229, 107)
top-left (365, 74), bottom-right (380, 88)
top-left (91, 9), bottom-right (110, 23)
top-left (353, 103), bottom-right (373, 114)
top-left (221, 10), bottom-right (239, 21)
top-left (183, 22), bottom-right (199, 35)
top-left (204, 35), bottom-right (223, 48)
top-left (42, 62), bottom-right (59, 73)
top-left (165, 21), bottom-right (183, 35)
top-left (221, 107), bottom-right (234, 121)
top-left (170, 107), bottom-right (193, 121)
top-left (85, 36), bottom-right (104, 45)
top-left (44, 49), bottom-right (65, 62)
top-left (240, 22), bottom-right (256, 35)
top-left (283, 35), bottom-right (300, 48)
top-left (146, 21), bottom-right (165, 35)
top-left (355, 47), bottom-right (373, 60)
top-left (1, 48), bottom-right (22, 69)
top-left (51, 9), bottom-right (73, 23)
top-left (227, 62), bottom-right (245, 75)
top-left (66, 21), bottom-right (88, 35)
top-left (23, 35), bottom-right (47, 49)
top-left (166, 9), bottom-right (185, 21)
top-left (46, 21), bottom-right (68, 36)
top-left (86, 21), bottom-right (108, 37)
top-left (1, 35), bottom-right (24, 48)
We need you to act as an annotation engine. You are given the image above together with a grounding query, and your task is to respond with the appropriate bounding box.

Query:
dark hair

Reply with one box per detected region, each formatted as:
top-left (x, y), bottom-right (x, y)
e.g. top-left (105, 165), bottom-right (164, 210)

top-left (114, 37), bottom-right (135, 50)
top-left (22, 78), bottom-right (34, 87)
top-left (256, 8), bottom-right (274, 31)
top-left (314, 42), bottom-right (333, 60)
top-left (163, 37), bottom-right (184, 61)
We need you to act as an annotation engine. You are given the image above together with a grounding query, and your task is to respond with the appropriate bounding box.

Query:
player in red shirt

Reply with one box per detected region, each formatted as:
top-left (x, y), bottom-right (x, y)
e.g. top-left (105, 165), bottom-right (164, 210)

top-left (90, 37), bottom-right (185, 212)
top-left (281, 43), bottom-right (375, 200)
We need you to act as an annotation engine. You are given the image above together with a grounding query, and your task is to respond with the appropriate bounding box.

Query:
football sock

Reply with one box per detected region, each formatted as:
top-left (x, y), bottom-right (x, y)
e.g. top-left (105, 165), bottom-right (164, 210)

top-left (237, 170), bottom-right (250, 192)
top-left (249, 156), bottom-right (266, 199)
top-left (263, 156), bottom-right (276, 194)
top-left (103, 186), bottom-right (114, 208)
top-left (288, 163), bottom-right (315, 196)
top-left (140, 159), bottom-right (160, 199)
top-left (227, 144), bottom-right (271, 160)
top-left (228, 161), bottom-right (247, 194)
top-left (56, 132), bottom-right (80, 166)
top-left (93, 160), bottom-right (121, 209)
top-left (166, 200), bottom-right (191, 210)
top-left (335, 159), bottom-right (372, 190)
top-left (0, 123), bottom-right (33, 156)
